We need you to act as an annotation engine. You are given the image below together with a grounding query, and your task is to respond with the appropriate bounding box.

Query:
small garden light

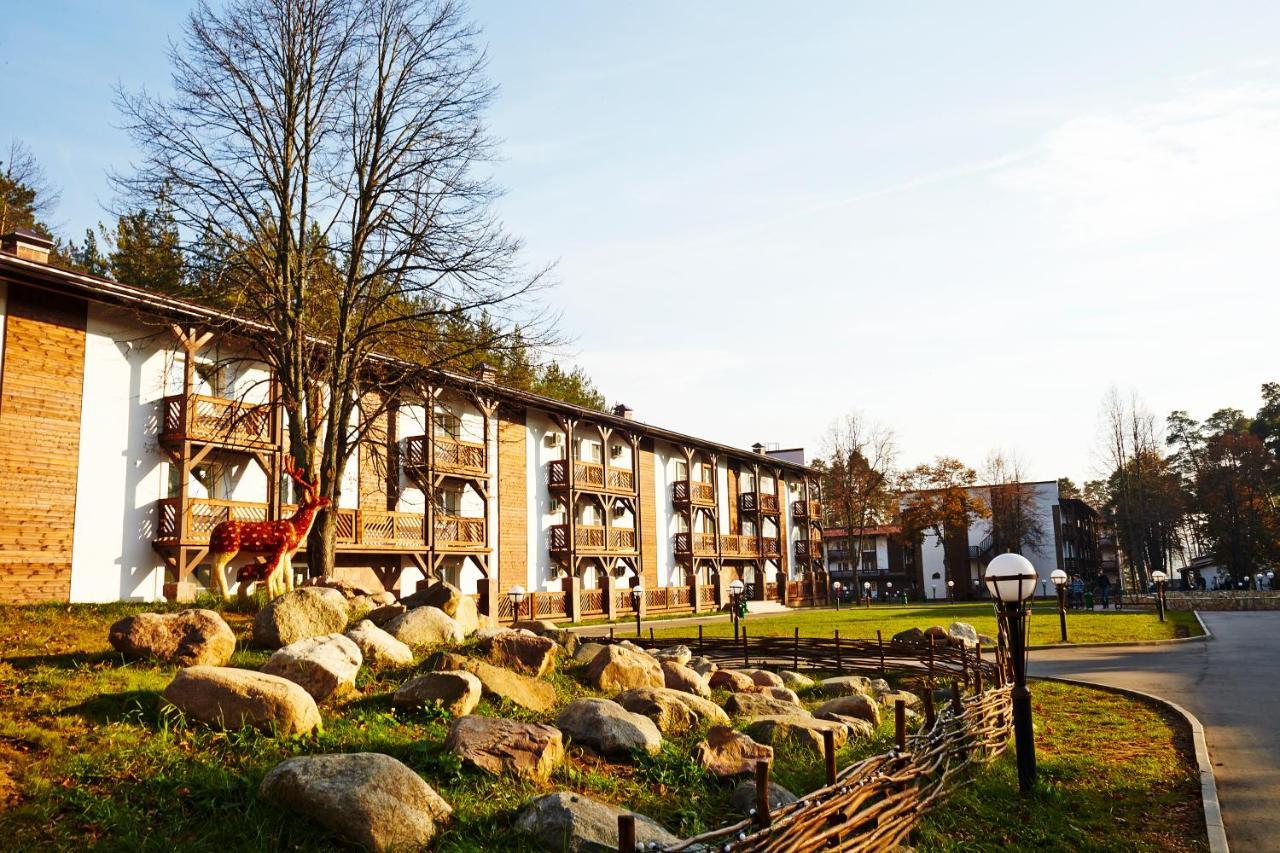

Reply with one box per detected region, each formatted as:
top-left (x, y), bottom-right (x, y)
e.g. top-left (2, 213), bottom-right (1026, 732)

top-left (984, 553), bottom-right (1038, 793)
top-left (863, 579), bottom-right (871, 609)
top-left (729, 578), bottom-right (745, 640)
top-left (508, 585), bottom-right (525, 626)
top-left (832, 580), bottom-right (842, 611)
top-left (1151, 569), bottom-right (1168, 622)
top-left (630, 584), bottom-right (644, 637)
top-left (1050, 568), bottom-right (1068, 643)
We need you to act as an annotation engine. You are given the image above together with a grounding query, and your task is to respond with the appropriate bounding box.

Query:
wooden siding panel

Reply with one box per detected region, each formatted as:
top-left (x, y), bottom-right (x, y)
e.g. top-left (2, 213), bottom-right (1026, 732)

top-left (0, 285), bottom-right (87, 603)
top-left (497, 410), bottom-right (526, 595)
top-left (638, 439), bottom-right (658, 589)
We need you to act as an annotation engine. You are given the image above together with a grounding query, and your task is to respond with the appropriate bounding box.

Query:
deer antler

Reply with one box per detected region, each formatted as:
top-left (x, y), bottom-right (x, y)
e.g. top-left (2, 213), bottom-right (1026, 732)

top-left (282, 455), bottom-right (319, 492)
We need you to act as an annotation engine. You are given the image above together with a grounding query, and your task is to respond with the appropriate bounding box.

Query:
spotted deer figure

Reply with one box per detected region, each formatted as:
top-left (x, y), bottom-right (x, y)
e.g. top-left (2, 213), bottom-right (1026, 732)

top-left (207, 458), bottom-right (331, 599)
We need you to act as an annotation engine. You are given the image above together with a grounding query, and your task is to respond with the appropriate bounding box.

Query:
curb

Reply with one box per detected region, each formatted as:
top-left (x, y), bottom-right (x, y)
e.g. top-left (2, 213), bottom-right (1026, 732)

top-left (1026, 610), bottom-right (1214, 650)
top-left (1036, 675), bottom-right (1228, 853)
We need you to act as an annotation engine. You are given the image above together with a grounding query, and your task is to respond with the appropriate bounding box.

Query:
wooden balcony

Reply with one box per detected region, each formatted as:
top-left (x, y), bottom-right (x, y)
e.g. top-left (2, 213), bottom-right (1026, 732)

top-left (549, 523), bottom-right (637, 555)
top-left (739, 491), bottom-right (780, 515)
top-left (719, 533), bottom-right (761, 557)
top-left (154, 497), bottom-right (427, 551)
top-left (160, 393), bottom-right (277, 450)
top-left (404, 435), bottom-right (487, 478)
top-left (762, 537), bottom-right (781, 558)
top-left (794, 539), bottom-right (822, 561)
top-left (433, 514), bottom-right (486, 550)
top-left (791, 500), bottom-right (821, 520)
top-left (547, 459), bottom-right (636, 494)
top-left (674, 531), bottom-right (718, 557)
top-left (672, 479), bottom-right (716, 507)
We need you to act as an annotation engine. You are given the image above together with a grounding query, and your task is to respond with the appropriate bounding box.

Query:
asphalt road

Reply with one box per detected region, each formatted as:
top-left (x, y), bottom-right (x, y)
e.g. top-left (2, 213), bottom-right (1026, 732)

top-left (1030, 612), bottom-right (1280, 851)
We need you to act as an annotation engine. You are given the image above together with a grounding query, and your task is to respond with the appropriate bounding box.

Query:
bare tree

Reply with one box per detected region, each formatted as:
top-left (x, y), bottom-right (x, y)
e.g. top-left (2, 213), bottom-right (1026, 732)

top-left (982, 449), bottom-right (1047, 557)
top-left (0, 138), bottom-right (61, 236)
top-left (116, 0), bottom-right (551, 575)
top-left (820, 413), bottom-right (897, 590)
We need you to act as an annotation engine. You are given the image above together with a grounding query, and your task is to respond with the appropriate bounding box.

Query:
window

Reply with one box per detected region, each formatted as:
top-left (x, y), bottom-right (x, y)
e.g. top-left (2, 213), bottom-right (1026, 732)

top-left (577, 439), bottom-right (602, 463)
top-left (610, 443), bottom-right (623, 460)
top-left (861, 551), bottom-right (877, 572)
top-left (674, 459), bottom-right (688, 480)
top-left (434, 410), bottom-right (461, 440)
top-left (435, 489), bottom-right (461, 515)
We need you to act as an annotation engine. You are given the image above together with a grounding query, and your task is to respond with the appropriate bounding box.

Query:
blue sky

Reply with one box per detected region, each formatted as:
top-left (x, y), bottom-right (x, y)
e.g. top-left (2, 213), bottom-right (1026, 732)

top-left (4, 2), bottom-right (1280, 484)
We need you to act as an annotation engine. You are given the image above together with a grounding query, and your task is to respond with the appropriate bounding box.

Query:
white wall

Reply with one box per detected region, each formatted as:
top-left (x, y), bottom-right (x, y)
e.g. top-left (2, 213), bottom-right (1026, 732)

top-left (69, 307), bottom-right (169, 602)
top-left (652, 440), bottom-right (678, 587)
top-left (525, 409), bottom-right (560, 592)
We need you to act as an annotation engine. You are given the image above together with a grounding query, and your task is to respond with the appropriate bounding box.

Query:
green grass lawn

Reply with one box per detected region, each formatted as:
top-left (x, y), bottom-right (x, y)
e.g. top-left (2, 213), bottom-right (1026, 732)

top-left (652, 602), bottom-right (1202, 646)
top-left (913, 681), bottom-right (1207, 851)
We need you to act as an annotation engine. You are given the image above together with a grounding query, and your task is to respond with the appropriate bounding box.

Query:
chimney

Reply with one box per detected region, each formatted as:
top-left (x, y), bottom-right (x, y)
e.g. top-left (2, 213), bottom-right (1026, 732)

top-left (613, 403), bottom-right (634, 420)
top-left (1, 229), bottom-right (53, 264)
top-left (752, 442), bottom-right (766, 455)
top-left (473, 361), bottom-right (498, 384)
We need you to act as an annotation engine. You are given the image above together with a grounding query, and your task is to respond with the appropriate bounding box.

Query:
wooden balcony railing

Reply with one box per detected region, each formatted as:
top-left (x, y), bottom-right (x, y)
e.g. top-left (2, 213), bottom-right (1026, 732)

top-left (762, 537), bottom-right (781, 557)
top-left (549, 523), bottom-right (637, 553)
top-left (155, 497), bottom-right (425, 550)
top-left (161, 393), bottom-right (276, 449)
top-left (795, 539), bottom-right (822, 560)
top-left (791, 499), bottom-right (822, 520)
top-left (404, 435), bottom-right (487, 476)
top-left (432, 514), bottom-right (485, 549)
top-left (672, 479), bottom-right (716, 507)
top-left (720, 534), bottom-right (761, 557)
top-left (740, 491), bottom-right (780, 515)
top-left (674, 531), bottom-right (718, 556)
top-left (548, 459), bottom-right (635, 493)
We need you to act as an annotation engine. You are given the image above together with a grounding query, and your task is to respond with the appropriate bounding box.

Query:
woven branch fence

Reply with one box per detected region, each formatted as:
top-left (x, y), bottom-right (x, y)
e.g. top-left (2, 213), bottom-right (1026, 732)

top-left (606, 628), bottom-right (1015, 852)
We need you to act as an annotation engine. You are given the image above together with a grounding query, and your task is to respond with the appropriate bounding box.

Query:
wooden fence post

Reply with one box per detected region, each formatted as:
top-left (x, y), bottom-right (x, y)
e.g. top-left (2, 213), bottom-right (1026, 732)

top-left (649, 627), bottom-right (655, 644)
top-left (927, 634), bottom-right (935, 679)
top-left (894, 699), bottom-right (906, 752)
top-left (950, 681), bottom-right (963, 716)
top-left (877, 629), bottom-right (886, 675)
top-left (973, 640), bottom-right (983, 695)
top-left (698, 624), bottom-right (703, 652)
top-left (609, 626), bottom-right (614, 641)
top-left (924, 687), bottom-right (936, 729)
top-left (743, 627), bottom-right (750, 668)
top-left (617, 814), bottom-right (636, 852)
top-left (755, 760), bottom-right (773, 827)
top-left (834, 630), bottom-right (842, 673)
top-left (961, 645), bottom-right (970, 691)
top-left (793, 627), bottom-right (799, 671)
top-left (823, 728), bottom-right (837, 786)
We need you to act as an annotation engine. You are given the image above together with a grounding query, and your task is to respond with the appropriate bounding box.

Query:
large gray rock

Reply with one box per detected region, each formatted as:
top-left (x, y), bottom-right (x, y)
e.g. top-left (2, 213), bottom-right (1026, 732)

top-left (345, 619), bottom-right (414, 667)
top-left (816, 712), bottom-right (877, 740)
top-left (778, 670), bottom-right (815, 691)
top-left (708, 669), bottom-right (756, 692)
top-left (724, 692), bottom-right (809, 719)
top-left (815, 694), bottom-right (881, 725)
top-left (747, 669), bottom-right (785, 688)
top-left (445, 715), bottom-right (565, 782)
top-left (820, 675), bottom-right (873, 697)
top-left (434, 652), bottom-right (558, 713)
top-left (688, 655), bottom-right (718, 676)
top-left (694, 726), bottom-right (773, 778)
top-left (516, 792), bottom-right (679, 853)
top-left (393, 671), bottom-right (482, 717)
top-left (611, 687), bottom-right (695, 734)
top-left (654, 645), bottom-right (692, 666)
top-left (385, 606), bottom-right (465, 648)
top-left (615, 687), bottom-right (730, 728)
top-left (108, 609), bottom-right (236, 667)
top-left (490, 632), bottom-right (558, 677)
top-left (259, 752), bottom-right (450, 851)
top-left (161, 665), bottom-right (321, 735)
top-left (261, 633), bottom-right (363, 702)
top-left (402, 580), bottom-right (462, 615)
top-left (556, 698), bottom-right (662, 756)
top-left (252, 587), bottom-right (349, 649)
top-left (729, 779), bottom-right (798, 815)
top-left (452, 594), bottom-right (481, 636)
top-left (948, 621), bottom-right (980, 648)
top-left (891, 627), bottom-right (925, 647)
top-left (746, 715), bottom-right (848, 754)
top-left (661, 660), bottom-right (711, 698)
top-left (573, 641), bottom-right (607, 665)
top-left (582, 645), bottom-right (663, 693)
top-left (365, 603), bottom-right (406, 627)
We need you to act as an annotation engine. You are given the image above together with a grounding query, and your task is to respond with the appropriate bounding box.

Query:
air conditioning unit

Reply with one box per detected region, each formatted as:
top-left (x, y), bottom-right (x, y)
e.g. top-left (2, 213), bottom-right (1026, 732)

top-left (610, 443), bottom-right (623, 459)
top-left (544, 432), bottom-right (563, 448)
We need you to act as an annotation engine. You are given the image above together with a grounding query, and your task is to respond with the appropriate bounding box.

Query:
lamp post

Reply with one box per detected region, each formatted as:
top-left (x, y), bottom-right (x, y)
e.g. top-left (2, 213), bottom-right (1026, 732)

top-left (630, 585), bottom-right (644, 637)
top-left (729, 579), bottom-right (745, 641)
top-left (947, 579), bottom-right (954, 601)
top-left (886, 581), bottom-right (893, 605)
top-left (1269, 570), bottom-right (1276, 591)
top-left (832, 581), bottom-right (843, 611)
top-left (508, 585), bottom-right (525, 627)
top-left (863, 580), bottom-right (871, 609)
top-left (985, 553), bottom-right (1039, 793)
top-left (1050, 568), bottom-right (1068, 643)
top-left (1256, 572), bottom-right (1264, 592)
top-left (1151, 570), bottom-right (1167, 622)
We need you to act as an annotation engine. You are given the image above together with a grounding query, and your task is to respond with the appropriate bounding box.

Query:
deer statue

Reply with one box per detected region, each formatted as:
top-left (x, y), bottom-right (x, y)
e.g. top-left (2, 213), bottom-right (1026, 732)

top-left (207, 457), bottom-right (331, 600)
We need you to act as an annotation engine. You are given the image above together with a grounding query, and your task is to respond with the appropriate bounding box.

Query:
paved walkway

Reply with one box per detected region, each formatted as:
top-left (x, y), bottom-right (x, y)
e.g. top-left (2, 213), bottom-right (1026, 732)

top-left (1030, 612), bottom-right (1280, 850)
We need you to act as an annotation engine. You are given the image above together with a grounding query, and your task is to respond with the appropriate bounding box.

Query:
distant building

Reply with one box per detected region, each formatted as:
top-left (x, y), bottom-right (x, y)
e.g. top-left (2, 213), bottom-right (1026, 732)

top-left (823, 525), bottom-right (908, 599)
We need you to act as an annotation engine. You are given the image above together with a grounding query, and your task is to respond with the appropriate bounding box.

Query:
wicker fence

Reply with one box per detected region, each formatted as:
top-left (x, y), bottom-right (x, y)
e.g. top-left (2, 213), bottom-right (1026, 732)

top-left (607, 630), bottom-right (1013, 852)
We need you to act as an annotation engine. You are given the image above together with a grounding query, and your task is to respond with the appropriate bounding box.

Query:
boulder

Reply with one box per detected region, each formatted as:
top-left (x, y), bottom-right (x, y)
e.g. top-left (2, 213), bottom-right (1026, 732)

top-left (444, 716), bottom-right (565, 782)
top-left (948, 621), bottom-right (980, 648)
top-left (816, 712), bottom-right (876, 740)
top-left (515, 792), bottom-right (679, 853)
top-left (260, 752), bottom-right (450, 851)
top-left (513, 618), bottom-right (560, 634)
top-left (261, 633), bottom-right (363, 702)
top-left (345, 619), bottom-right (414, 667)
top-left (694, 726), bottom-right (773, 778)
top-left (746, 715), bottom-right (847, 754)
top-left (452, 594), bottom-right (481, 637)
top-left (161, 665), bottom-right (320, 735)
top-left (556, 698), bottom-right (662, 756)
top-left (654, 645), bottom-right (692, 666)
top-left (490, 632), bottom-right (558, 677)
top-left (108, 609), bottom-right (236, 667)
top-left (252, 587), bottom-right (349, 649)
top-left (402, 581), bottom-right (462, 615)
top-left (708, 669), bottom-right (756, 692)
top-left (891, 627), bottom-right (925, 647)
top-left (978, 633), bottom-right (997, 647)
top-left (878, 690), bottom-right (922, 710)
top-left (615, 687), bottom-right (730, 728)
top-left (747, 669), bottom-right (785, 689)
top-left (688, 656), bottom-right (717, 676)
top-left (729, 779), bottom-right (798, 815)
top-left (752, 686), bottom-right (802, 705)
top-left (393, 671), bottom-right (482, 717)
top-left (778, 670), bottom-right (815, 691)
top-left (434, 652), bottom-right (558, 713)
top-left (347, 592), bottom-right (398, 622)
top-left (582, 645), bottom-right (663, 693)
top-left (724, 692), bottom-right (808, 719)
top-left (385, 606), bottom-right (465, 648)
top-left (660, 660), bottom-right (711, 698)
top-left (815, 694), bottom-right (881, 725)
top-left (300, 576), bottom-right (381, 598)
top-left (923, 625), bottom-right (950, 645)
top-left (365, 603), bottom-right (406, 627)
top-left (869, 678), bottom-right (893, 695)
top-left (820, 675), bottom-right (872, 697)
top-left (611, 687), bottom-right (696, 734)
top-left (573, 641), bottom-right (607, 665)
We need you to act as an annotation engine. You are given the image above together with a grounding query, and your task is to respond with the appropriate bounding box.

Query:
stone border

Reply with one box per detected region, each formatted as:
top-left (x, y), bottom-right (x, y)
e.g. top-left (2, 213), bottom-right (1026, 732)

top-left (1036, 675), bottom-right (1228, 853)
top-left (1026, 610), bottom-right (1213, 650)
